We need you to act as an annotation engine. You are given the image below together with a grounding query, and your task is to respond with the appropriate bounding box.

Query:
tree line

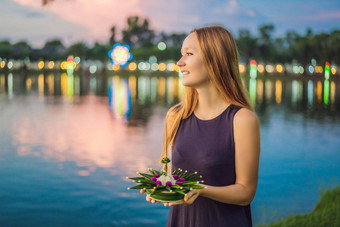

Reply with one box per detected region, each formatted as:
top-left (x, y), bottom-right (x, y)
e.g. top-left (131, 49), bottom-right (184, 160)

top-left (0, 16), bottom-right (339, 66)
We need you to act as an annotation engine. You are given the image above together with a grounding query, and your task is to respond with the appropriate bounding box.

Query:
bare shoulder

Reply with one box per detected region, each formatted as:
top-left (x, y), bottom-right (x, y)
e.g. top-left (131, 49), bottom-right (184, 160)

top-left (234, 108), bottom-right (260, 130)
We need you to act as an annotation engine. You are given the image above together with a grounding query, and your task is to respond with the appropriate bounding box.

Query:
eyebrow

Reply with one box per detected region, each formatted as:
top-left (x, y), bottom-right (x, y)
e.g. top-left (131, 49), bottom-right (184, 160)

top-left (181, 47), bottom-right (196, 53)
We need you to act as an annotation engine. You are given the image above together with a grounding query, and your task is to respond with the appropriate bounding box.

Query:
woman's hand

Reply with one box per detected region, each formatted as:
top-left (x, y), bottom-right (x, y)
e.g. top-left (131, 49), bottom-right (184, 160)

top-left (163, 189), bottom-right (201, 207)
top-left (140, 189), bottom-right (160, 204)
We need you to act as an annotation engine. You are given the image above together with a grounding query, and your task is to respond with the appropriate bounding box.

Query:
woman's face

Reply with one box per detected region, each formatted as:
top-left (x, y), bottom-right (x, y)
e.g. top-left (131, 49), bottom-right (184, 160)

top-left (177, 32), bottom-right (210, 88)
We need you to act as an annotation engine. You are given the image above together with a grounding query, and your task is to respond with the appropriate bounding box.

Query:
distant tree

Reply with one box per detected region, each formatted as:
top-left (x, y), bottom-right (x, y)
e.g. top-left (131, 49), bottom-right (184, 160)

top-left (13, 41), bottom-right (31, 59)
top-left (41, 39), bottom-right (66, 60)
top-left (68, 42), bottom-right (89, 59)
top-left (328, 29), bottom-right (340, 64)
top-left (257, 24), bottom-right (276, 62)
top-left (89, 42), bottom-right (109, 61)
top-left (0, 41), bottom-right (14, 59)
top-left (121, 16), bottom-right (155, 48)
top-left (168, 33), bottom-right (187, 47)
top-left (109, 26), bottom-right (116, 46)
top-left (236, 29), bottom-right (258, 63)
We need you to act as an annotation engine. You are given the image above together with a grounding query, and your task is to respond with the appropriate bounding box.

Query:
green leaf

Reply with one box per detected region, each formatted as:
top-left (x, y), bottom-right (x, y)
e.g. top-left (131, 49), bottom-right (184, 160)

top-left (161, 157), bottom-right (170, 163)
top-left (154, 170), bottom-right (162, 175)
top-left (187, 176), bottom-right (200, 181)
top-left (130, 184), bottom-right (153, 189)
top-left (181, 181), bottom-right (199, 185)
top-left (137, 179), bottom-right (156, 184)
top-left (165, 186), bottom-right (172, 191)
top-left (128, 177), bottom-right (147, 181)
top-left (173, 189), bottom-right (186, 195)
top-left (139, 173), bottom-right (153, 179)
top-left (149, 169), bottom-right (156, 175)
top-left (190, 185), bottom-right (205, 189)
top-left (171, 185), bottom-right (181, 189)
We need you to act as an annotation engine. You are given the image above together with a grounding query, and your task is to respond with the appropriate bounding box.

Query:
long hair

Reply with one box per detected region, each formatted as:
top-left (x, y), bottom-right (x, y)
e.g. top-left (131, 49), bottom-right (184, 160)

top-left (158, 25), bottom-right (254, 163)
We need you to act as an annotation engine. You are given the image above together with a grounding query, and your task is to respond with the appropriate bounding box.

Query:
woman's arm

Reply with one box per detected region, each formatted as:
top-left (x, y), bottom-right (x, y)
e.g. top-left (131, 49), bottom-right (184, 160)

top-left (199, 108), bottom-right (260, 206)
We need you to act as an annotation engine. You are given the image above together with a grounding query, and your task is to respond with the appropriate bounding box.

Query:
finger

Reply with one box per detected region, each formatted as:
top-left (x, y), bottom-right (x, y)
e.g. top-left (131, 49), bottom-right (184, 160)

top-left (184, 191), bottom-right (197, 202)
top-left (151, 199), bottom-right (156, 204)
top-left (146, 196), bottom-right (151, 202)
top-left (140, 189), bottom-right (146, 194)
top-left (168, 201), bottom-right (183, 206)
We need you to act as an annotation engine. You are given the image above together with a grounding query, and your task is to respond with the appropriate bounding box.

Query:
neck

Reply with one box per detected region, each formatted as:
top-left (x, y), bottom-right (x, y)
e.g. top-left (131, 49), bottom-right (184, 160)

top-left (195, 83), bottom-right (229, 114)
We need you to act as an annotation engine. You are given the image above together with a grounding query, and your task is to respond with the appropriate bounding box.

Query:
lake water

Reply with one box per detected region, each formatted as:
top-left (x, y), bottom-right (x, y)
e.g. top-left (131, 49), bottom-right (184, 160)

top-left (0, 72), bottom-right (339, 226)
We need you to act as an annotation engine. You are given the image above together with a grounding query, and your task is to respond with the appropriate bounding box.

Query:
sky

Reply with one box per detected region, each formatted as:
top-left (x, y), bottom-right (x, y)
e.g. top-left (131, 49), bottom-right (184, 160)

top-left (0, 0), bottom-right (339, 48)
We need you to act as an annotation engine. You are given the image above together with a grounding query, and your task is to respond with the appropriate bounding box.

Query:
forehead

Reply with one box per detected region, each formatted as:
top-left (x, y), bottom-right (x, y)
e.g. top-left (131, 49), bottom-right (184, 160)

top-left (181, 33), bottom-right (198, 51)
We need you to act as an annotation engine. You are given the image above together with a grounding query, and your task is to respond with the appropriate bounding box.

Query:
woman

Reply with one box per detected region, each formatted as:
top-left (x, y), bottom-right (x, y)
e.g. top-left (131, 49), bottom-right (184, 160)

top-left (141, 25), bottom-right (260, 227)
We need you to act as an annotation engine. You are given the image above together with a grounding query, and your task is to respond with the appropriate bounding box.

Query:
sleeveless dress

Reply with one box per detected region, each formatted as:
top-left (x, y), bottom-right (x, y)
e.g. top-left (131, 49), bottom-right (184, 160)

top-left (166, 104), bottom-right (252, 227)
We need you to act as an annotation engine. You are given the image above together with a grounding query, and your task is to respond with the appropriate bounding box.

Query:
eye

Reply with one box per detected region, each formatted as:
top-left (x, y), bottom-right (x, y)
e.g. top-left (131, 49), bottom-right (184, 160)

top-left (186, 52), bottom-right (193, 56)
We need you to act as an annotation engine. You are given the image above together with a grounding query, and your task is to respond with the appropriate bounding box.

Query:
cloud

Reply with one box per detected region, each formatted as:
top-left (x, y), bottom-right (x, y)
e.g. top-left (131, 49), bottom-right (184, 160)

top-left (2, 0), bottom-right (339, 47)
top-left (11, 0), bottom-right (146, 44)
top-left (1, 0), bottom-right (87, 47)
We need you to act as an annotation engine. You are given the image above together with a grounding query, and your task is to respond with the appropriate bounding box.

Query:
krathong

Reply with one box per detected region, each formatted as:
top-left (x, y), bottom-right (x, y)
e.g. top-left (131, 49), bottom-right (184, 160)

top-left (126, 153), bottom-right (205, 202)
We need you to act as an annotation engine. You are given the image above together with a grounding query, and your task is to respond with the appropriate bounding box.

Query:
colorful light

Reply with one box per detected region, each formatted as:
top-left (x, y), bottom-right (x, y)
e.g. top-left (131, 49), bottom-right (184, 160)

top-left (108, 77), bottom-right (132, 121)
top-left (60, 56), bottom-right (76, 73)
top-left (128, 62), bottom-right (137, 71)
top-left (167, 63), bottom-right (176, 71)
top-left (48, 61), bottom-right (55, 69)
top-left (151, 63), bottom-right (159, 71)
top-left (257, 64), bottom-right (265, 73)
top-left (7, 61), bottom-right (13, 70)
top-left (249, 60), bottom-right (257, 78)
top-left (239, 64), bottom-right (246, 73)
top-left (265, 65), bottom-right (275, 73)
top-left (0, 61), bottom-right (5, 69)
top-left (324, 61), bottom-right (330, 80)
top-left (108, 43), bottom-right (133, 68)
top-left (276, 64), bottom-right (283, 73)
top-left (158, 63), bottom-right (166, 71)
top-left (38, 61), bottom-right (45, 70)
top-left (331, 67), bottom-right (336, 75)
top-left (157, 42), bottom-right (166, 51)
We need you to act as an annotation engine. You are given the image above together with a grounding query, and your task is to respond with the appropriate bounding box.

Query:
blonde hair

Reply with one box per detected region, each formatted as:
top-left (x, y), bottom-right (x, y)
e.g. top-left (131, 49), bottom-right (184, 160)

top-left (158, 25), bottom-right (254, 163)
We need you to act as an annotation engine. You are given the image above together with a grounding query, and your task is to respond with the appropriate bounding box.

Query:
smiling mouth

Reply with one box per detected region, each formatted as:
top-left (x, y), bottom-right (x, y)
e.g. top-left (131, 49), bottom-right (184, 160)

top-left (182, 72), bottom-right (190, 75)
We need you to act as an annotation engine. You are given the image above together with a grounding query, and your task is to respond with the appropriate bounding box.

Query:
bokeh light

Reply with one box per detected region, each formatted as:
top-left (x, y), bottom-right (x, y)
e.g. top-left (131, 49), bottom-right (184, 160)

top-left (158, 63), bottom-right (166, 71)
top-left (108, 43), bottom-right (133, 68)
top-left (128, 62), bottom-right (137, 71)
top-left (257, 64), bottom-right (265, 73)
top-left (265, 65), bottom-right (275, 73)
top-left (38, 61), bottom-right (45, 70)
top-left (250, 60), bottom-right (257, 78)
top-left (48, 61), bottom-right (55, 69)
top-left (239, 64), bottom-right (246, 73)
top-left (157, 42), bottom-right (166, 51)
top-left (276, 64), bottom-right (283, 73)
top-left (89, 65), bottom-right (97, 74)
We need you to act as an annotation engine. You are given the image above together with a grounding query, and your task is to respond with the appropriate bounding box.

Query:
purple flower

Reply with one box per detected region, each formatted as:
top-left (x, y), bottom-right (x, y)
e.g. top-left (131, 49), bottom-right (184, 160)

top-left (155, 181), bottom-right (162, 186)
top-left (154, 174), bottom-right (160, 178)
top-left (179, 178), bottom-right (186, 182)
top-left (173, 174), bottom-right (179, 180)
top-left (165, 181), bottom-right (172, 187)
top-left (150, 177), bottom-right (157, 181)
top-left (175, 181), bottom-right (182, 185)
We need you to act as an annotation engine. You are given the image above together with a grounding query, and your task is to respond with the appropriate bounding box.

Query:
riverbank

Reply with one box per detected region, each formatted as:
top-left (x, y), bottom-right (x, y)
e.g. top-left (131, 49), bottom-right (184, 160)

top-left (257, 186), bottom-right (340, 227)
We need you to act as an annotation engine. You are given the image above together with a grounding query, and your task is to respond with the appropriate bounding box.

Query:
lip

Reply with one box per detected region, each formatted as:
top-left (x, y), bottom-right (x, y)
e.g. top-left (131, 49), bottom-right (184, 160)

top-left (181, 70), bottom-right (189, 73)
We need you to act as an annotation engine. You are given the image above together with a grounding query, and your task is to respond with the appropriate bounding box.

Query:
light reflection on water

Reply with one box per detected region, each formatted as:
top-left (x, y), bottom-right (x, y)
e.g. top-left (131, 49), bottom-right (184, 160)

top-left (0, 72), bottom-right (339, 226)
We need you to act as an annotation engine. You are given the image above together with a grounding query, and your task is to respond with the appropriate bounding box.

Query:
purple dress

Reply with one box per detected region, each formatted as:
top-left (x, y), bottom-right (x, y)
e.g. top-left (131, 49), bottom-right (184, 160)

top-left (166, 104), bottom-right (252, 227)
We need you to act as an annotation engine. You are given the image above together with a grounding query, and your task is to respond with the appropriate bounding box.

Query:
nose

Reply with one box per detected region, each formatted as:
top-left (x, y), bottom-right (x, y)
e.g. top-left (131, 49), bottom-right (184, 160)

top-left (177, 56), bottom-right (185, 67)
